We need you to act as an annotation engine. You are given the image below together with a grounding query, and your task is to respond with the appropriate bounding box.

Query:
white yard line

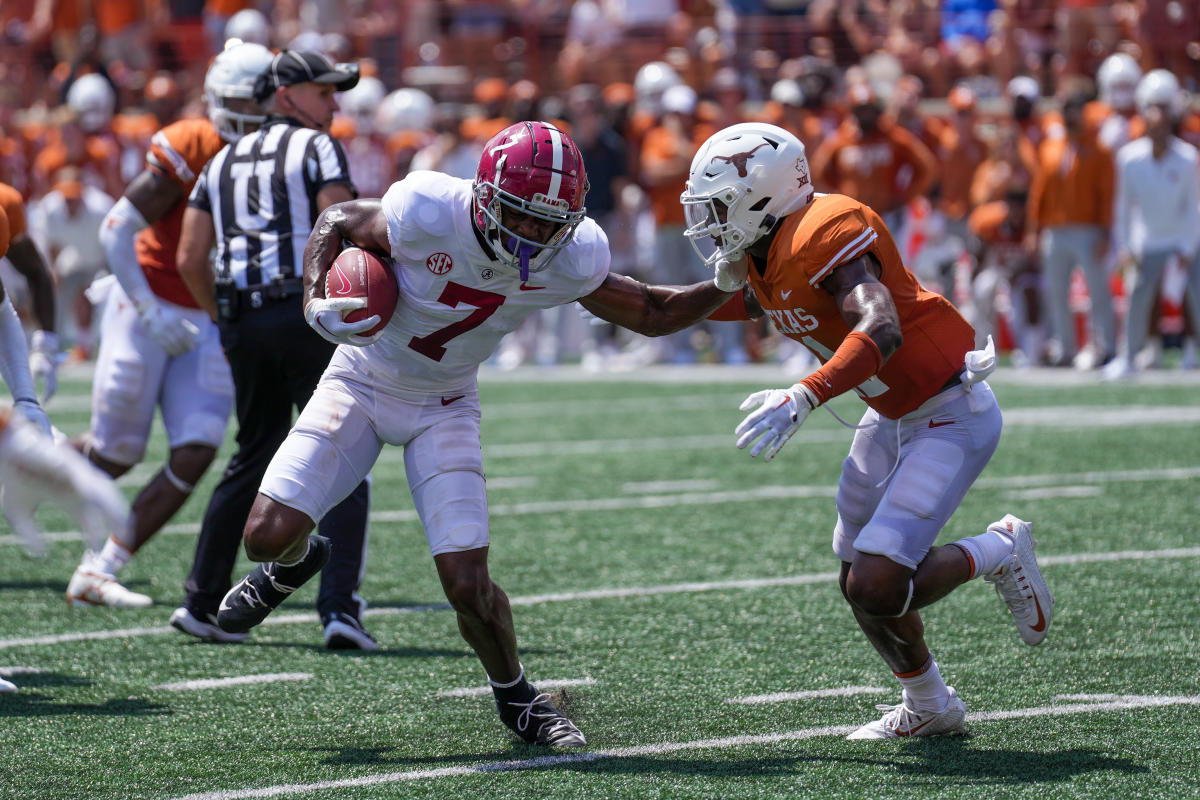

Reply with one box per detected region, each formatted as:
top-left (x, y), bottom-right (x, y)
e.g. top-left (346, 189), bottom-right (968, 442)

top-left (169, 694), bottom-right (1200, 800)
top-left (1003, 486), bottom-right (1104, 501)
top-left (4, 545), bottom-right (1199, 651)
top-left (438, 677), bottom-right (597, 698)
top-left (727, 686), bottom-right (889, 705)
top-left (621, 479), bottom-right (721, 494)
top-left (152, 673), bottom-right (312, 692)
top-left (0, 666), bottom-right (45, 675)
top-left (152, 671), bottom-right (312, 690)
top-left (11, 463), bottom-right (1200, 546)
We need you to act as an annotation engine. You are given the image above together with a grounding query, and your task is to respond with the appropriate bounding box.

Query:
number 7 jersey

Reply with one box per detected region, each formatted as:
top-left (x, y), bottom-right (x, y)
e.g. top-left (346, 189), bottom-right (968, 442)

top-left (749, 193), bottom-right (975, 419)
top-left (330, 171), bottom-right (610, 393)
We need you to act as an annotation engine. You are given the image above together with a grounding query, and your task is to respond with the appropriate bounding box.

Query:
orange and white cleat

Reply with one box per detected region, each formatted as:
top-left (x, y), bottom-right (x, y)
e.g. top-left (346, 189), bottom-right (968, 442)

top-left (985, 514), bottom-right (1054, 645)
top-left (66, 565), bottom-right (152, 609)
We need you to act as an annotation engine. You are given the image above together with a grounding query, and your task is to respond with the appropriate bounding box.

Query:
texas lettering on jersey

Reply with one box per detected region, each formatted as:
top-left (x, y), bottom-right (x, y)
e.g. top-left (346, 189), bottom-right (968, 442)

top-left (763, 307), bottom-right (818, 334)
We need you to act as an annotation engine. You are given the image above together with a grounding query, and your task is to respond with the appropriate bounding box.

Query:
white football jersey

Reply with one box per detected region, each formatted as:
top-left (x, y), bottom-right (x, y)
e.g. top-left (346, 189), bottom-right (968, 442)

top-left (329, 171), bottom-right (610, 392)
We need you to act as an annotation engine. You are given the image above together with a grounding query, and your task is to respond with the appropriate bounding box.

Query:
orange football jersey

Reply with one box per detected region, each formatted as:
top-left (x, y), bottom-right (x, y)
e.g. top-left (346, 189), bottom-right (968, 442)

top-left (135, 118), bottom-right (225, 308)
top-left (749, 193), bottom-right (975, 419)
top-left (0, 182), bottom-right (27, 240)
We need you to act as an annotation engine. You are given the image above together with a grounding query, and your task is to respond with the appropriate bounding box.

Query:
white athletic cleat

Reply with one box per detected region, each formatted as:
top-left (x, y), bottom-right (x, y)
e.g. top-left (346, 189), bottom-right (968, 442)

top-left (66, 566), bottom-right (153, 609)
top-left (0, 676), bottom-right (16, 692)
top-left (847, 688), bottom-right (967, 740)
top-left (169, 606), bottom-right (249, 644)
top-left (984, 514), bottom-right (1054, 645)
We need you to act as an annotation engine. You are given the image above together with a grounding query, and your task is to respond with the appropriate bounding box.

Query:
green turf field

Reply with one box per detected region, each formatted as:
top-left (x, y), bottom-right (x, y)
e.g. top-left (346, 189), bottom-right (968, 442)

top-left (3, 364), bottom-right (1199, 800)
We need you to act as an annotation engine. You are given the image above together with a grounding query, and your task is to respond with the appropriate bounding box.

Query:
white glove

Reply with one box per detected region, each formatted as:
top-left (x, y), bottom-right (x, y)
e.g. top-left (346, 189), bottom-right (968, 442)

top-left (28, 330), bottom-right (59, 403)
top-left (714, 254), bottom-right (748, 292)
top-left (964, 334), bottom-right (997, 388)
top-left (0, 413), bottom-right (129, 555)
top-left (136, 299), bottom-right (200, 356)
top-left (735, 383), bottom-right (819, 461)
top-left (13, 398), bottom-right (52, 438)
top-left (304, 297), bottom-right (383, 346)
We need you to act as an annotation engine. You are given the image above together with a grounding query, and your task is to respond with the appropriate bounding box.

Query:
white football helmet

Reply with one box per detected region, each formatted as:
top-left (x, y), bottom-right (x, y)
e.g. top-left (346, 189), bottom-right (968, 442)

top-left (681, 123), bottom-right (813, 267)
top-left (1097, 53), bottom-right (1142, 112)
top-left (204, 40), bottom-right (273, 142)
top-left (66, 74), bottom-right (116, 133)
top-left (338, 75), bottom-right (386, 135)
top-left (633, 61), bottom-right (682, 114)
top-left (1136, 69), bottom-right (1184, 118)
top-left (374, 88), bottom-right (434, 135)
top-left (224, 8), bottom-right (270, 46)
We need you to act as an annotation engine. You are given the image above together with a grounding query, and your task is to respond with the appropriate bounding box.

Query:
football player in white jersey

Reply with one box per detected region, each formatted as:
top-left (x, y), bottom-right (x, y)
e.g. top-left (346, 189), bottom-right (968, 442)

top-left (213, 120), bottom-right (742, 747)
top-left (64, 41), bottom-right (272, 612)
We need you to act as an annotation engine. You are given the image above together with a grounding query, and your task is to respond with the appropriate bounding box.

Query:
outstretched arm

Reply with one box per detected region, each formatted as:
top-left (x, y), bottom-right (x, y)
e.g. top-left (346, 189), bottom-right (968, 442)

top-left (577, 272), bottom-right (736, 337)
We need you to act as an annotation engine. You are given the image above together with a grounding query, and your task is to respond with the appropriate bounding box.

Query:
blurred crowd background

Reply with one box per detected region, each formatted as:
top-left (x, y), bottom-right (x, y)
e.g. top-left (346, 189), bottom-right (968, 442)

top-left (2, 0), bottom-right (1199, 373)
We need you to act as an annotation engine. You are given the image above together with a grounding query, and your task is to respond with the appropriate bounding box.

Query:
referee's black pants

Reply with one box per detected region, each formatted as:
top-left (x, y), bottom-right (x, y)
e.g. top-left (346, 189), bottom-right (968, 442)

top-left (183, 299), bottom-right (370, 623)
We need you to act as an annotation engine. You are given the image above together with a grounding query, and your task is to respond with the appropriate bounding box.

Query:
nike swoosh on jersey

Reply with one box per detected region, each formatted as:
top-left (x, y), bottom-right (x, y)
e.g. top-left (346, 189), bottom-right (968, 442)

top-left (441, 395), bottom-right (466, 406)
top-left (928, 419), bottom-right (955, 428)
top-left (781, 289), bottom-right (793, 300)
top-left (519, 282), bottom-right (546, 291)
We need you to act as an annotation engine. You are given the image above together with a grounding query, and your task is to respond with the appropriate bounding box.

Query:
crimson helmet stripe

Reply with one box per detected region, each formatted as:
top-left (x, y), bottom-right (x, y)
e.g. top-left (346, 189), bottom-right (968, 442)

top-left (545, 124), bottom-right (564, 201)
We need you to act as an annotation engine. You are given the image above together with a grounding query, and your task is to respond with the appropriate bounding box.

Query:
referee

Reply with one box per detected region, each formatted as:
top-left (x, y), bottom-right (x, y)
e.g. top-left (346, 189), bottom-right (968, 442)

top-left (175, 50), bottom-right (374, 650)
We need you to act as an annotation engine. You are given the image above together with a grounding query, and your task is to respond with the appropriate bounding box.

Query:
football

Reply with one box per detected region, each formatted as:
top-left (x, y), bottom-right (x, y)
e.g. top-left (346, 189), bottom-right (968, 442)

top-left (325, 247), bottom-right (399, 337)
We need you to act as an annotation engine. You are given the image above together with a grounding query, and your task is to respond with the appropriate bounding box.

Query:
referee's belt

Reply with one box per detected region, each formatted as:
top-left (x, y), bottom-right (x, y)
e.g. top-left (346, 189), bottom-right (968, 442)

top-left (238, 277), bottom-right (304, 309)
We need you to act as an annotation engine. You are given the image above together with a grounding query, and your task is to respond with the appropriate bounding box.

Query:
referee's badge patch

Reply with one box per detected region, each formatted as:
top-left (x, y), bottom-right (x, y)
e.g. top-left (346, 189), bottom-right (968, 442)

top-left (426, 252), bottom-right (453, 275)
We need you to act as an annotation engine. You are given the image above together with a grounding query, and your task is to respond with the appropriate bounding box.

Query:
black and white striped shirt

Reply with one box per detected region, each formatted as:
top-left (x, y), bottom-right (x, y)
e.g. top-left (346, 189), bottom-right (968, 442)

top-left (188, 117), bottom-right (355, 288)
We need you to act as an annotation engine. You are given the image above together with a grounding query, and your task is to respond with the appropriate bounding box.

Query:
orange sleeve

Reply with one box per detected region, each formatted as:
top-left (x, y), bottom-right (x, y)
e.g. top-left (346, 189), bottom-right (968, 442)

top-left (799, 330), bottom-right (884, 406)
top-left (0, 183), bottom-right (26, 239)
top-left (147, 119), bottom-right (223, 186)
top-left (708, 291), bottom-right (750, 321)
top-left (967, 202), bottom-right (1007, 241)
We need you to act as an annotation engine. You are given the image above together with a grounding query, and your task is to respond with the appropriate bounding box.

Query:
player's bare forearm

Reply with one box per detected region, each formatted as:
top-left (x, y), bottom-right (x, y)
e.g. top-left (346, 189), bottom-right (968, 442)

top-left (177, 207), bottom-right (218, 319)
top-left (579, 273), bottom-right (735, 337)
top-left (303, 199), bottom-right (388, 303)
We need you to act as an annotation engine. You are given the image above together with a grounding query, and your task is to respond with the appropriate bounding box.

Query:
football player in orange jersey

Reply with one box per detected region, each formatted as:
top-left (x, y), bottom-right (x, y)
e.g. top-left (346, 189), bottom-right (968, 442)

top-left (684, 123), bottom-right (1055, 739)
top-left (63, 41), bottom-right (273, 618)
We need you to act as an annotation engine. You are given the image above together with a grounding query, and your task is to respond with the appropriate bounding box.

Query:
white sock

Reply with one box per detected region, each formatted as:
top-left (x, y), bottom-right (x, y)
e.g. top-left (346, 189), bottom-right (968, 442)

top-left (953, 528), bottom-right (1014, 579)
top-left (488, 664), bottom-right (525, 689)
top-left (897, 656), bottom-right (950, 712)
top-left (89, 537), bottom-right (133, 577)
top-left (277, 537), bottom-right (311, 568)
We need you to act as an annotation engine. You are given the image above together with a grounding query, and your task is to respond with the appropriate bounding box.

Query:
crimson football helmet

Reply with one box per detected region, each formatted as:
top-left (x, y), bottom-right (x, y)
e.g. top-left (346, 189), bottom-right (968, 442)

top-left (473, 121), bottom-right (589, 280)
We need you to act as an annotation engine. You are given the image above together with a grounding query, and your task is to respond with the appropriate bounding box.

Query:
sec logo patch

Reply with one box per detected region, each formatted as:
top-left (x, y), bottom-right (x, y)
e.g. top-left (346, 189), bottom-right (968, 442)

top-left (426, 252), bottom-right (453, 275)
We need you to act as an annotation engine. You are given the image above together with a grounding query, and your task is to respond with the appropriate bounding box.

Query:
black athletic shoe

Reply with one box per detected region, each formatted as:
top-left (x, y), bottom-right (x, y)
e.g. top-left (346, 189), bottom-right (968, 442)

top-left (496, 685), bottom-right (586, 747)
top-left (322, 612), bottom-right (379, 650)
top-left (217, 535), bottom-right (332, 634)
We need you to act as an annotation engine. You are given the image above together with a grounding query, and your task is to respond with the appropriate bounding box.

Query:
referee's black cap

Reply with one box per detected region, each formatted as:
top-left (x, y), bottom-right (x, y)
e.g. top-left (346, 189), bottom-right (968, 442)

top-left (254, 50), bottom-right (360, 101)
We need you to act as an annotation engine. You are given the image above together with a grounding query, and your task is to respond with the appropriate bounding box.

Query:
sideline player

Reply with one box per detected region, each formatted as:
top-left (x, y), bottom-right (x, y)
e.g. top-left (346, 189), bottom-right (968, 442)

top-left (213, 121), bottom-right (740, 747)
top-left (65, 41), bottom-right (273, 614)
top-left (682, 122), bottom-right (1054, 738)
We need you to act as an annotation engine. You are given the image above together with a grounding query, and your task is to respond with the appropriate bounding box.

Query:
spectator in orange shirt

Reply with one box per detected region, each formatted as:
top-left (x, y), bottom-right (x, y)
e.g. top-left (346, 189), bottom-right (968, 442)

top-left (935, 85), bottom-right (987, 242)
top-left (810, 83), bottom-right (937, 237)
top-left (1027, 91), bottom-right (1116, 367)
